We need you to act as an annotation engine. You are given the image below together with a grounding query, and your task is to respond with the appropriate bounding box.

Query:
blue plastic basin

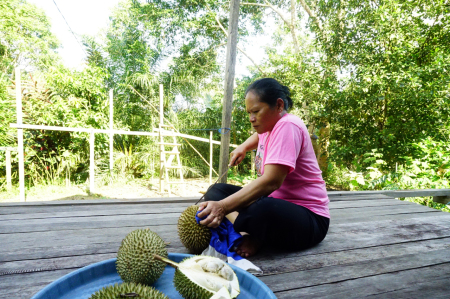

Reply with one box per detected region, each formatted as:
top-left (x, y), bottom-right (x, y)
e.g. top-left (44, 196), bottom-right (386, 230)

top-left (31, 253), bottom-right (276, 299)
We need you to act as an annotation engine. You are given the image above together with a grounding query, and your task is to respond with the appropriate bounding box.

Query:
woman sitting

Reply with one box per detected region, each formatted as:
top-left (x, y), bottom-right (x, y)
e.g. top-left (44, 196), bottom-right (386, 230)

top-left (198, 78), bottom-right (330, 258)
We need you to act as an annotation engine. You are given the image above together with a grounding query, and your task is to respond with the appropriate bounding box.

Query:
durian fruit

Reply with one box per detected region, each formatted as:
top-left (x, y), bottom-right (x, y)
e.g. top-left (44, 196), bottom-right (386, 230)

top-left (178, 205), bottom-right (212, 253)
top-left (116, 228), bottom-right (168, 285)
top-left (155, 255), bottom-right (240, 299)
top-left (89, 282), bottom-right (169, 299)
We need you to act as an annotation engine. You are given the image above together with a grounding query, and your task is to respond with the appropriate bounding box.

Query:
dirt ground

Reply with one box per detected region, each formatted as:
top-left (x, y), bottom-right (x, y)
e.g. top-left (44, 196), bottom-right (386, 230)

top-left (0, 177), bottom-right (222, 203)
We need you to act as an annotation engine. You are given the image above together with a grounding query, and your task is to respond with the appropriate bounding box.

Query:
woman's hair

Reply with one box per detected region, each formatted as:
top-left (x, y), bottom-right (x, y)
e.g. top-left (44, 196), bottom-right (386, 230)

top-left (245, 78), bottom-right (293, 111)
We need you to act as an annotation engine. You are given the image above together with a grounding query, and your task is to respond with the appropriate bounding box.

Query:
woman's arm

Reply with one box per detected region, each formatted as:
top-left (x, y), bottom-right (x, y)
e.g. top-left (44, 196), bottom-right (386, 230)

top-left (198, 163), bottom-right (289, 227)
top-left (222, 164), bottom-right (289, 211)
top-left (229, 132), bottom-right (259, 166)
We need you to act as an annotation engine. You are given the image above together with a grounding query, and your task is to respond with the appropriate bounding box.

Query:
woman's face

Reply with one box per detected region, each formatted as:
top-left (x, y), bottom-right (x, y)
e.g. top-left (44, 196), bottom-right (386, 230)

top-left (245, 91), bottom-right (285, 134)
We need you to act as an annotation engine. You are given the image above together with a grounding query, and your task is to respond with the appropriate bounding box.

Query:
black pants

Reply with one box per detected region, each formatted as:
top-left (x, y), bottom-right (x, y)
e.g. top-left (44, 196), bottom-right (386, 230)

top-left (204, 183), bottom-right (330, 251)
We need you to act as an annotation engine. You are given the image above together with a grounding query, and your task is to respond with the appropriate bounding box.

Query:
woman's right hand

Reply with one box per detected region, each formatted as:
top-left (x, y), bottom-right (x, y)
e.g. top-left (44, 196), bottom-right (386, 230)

top-left (229, 145), bottom-right (247, 166)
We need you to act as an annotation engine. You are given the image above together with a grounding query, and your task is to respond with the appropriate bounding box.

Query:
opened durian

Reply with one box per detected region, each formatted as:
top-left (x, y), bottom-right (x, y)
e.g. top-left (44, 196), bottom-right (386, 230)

top-left (155, 255), bottom-right (240, 299)
top-left (178, 205), bottom-right (212, 253)
top-left (211, 287), bottom-right (233, 299)
top-left (89, 282), bottom-right (169, 299)
top-left (116, 228), bottom-right (168, 285)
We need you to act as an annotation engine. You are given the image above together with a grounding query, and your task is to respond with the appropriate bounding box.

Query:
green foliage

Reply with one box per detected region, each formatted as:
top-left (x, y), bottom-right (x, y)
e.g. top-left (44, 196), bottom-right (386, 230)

top-left (0, 66), bottom-right (112, 188)
top-left (311, 0), bottom-right (450, 166)
top-left (326, 137), bottom-right (450, 212)
top-left (2, 0), bottom-right (450, 209)
top-left (0, 0), bottom-right (60, 73)
top-left (0, 73), bottom-right (15, 147)
top-left (227, 169), bottom-right (256, 186)
top-left (0, 0), bottom-right (61, 148)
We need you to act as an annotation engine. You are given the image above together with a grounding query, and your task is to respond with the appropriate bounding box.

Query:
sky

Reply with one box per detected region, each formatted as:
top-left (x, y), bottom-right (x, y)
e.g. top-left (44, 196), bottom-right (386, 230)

top-left (28, 0), bottom-right (121, 69)
top-left (27, 0), bottom-right (268, 77)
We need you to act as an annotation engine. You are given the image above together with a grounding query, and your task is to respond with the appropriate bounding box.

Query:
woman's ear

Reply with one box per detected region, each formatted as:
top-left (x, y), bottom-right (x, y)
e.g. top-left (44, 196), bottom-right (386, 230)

top-left (277, 98), bottom-right (285, 112)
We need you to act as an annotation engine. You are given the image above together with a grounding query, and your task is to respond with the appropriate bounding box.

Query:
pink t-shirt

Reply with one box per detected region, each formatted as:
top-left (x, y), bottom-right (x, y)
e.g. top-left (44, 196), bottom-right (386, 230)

top-left (255, 114), bottom-right (330, 218)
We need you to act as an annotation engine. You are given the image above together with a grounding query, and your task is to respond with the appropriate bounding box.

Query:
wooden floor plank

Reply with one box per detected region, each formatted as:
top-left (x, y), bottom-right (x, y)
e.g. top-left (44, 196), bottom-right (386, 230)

top-left (328, 194), bottom-right (394, 201)
top-left (0, 198), bottom-right (412, 221)
top-left (0, 197), bottom-right (199, 215)
top-left (367, 277), bottom-right (450, 299)
top-left (0, 252), bottom-right (116, 276)
top-left (332, 210), bottom-right (444, 224)
top-left (2, 213), bottom-right (448, 252)
top-left (275, 263), bottom-right (450, 298)
top-left (2, 214), bottom-right (449, 267)
top-left (0, 196), bottom-right (411, 235)
top-left (0, 193), bottom-right (393, 216)
top-left (0, 193), bottom-right (449, 298)
top-left (0, 199), bottom-right (438, 234)
top-left (2, 236), bottom-right (448, 278)
top-left (0, 212), bottom-right (181, 234)
top-left (0, 203), bottom-right (192, 221)
top-left (330, 198), bottom-right (413, 209)
top-left (261, 249), bottom-right (450, 292)
top-left (257, 237), bottom-right (450, 275)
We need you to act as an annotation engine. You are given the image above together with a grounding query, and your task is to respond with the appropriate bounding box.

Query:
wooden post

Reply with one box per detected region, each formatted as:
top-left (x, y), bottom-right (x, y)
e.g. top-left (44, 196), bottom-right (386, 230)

top-left (219, 0), bottom-right (240, 183)
top-left (89, 130), bottom-right (95, 194)
top-left (159, 84), bottom-right (164, 193)
top-left (1, 147), bottom-right (17, 190)
top-left (15, 67), bottom-right (25, 202)
top-left (109, 89), bottom-right (114, 172)
top-left (5, 149), bottom-right (11, 190)
top-left (209, 130), bottom-right (213, 184)
top-left (250, 128), bottom-right (255, 176)
top-left (159, 84), bottom-right (164, 125)
top-left (318, 124), bottom-right (330, 175)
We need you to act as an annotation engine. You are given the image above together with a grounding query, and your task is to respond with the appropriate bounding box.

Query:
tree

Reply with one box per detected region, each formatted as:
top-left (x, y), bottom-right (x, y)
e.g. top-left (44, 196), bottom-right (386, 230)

top-left (0, 0), bottom-right (60, 74)
top-left (312, 0), bottom-right (450, 166)
top-left (0, 0), bottom-right (60, 147)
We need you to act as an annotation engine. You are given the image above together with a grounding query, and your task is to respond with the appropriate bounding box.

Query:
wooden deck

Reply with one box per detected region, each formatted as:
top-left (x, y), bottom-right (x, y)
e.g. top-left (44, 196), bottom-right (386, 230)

top-left (1, 192), bottom-right (449, 298)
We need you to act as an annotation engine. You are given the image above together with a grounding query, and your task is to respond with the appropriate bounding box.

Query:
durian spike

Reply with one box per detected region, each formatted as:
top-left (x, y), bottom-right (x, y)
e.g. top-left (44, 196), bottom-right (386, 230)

top-left (153, 254), bottom-right (179, 269)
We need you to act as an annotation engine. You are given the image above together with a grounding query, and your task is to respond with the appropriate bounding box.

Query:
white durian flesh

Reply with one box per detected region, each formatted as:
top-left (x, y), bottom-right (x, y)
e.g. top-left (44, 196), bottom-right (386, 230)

top-left (210, 287), bottom-right (232, 299)
top-left (177, 256), bottom-right (240, 299)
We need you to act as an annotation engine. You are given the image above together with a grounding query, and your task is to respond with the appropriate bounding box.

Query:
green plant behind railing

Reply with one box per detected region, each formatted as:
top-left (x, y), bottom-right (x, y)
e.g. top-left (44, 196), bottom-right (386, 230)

top-left (325, 137), bottom-right (450, 212)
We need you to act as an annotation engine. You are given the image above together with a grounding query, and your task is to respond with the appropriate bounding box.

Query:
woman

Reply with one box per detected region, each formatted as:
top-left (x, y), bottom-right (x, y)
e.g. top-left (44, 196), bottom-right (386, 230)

top-left (198, 78), bottom-right (330, 258)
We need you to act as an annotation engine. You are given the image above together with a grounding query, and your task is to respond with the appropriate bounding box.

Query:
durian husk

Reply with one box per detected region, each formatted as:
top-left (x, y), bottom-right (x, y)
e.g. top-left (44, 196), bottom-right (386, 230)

top-left (116, 228), bottom-right (168, 285)
top-left (178, 205), bottom-right (212, 253)
top-left (89, 282), bottom-right (169, 299)
top-left (154, 255), bottom-right (240, 299)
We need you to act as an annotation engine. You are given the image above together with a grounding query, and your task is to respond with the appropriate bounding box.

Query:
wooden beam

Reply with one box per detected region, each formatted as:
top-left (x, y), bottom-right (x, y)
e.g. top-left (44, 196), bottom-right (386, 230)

top-left (109, 89), bottom-right (114, 171)
top-left (0, 147), bottom-right (17, 151)
top-left (15, 67), bottom-right (25, 202)
top-left (383, 189), bottom-right (450, 198)
top-left (10, 124), bottom-right (158, 136)
top-left (5, 149), bottom-right (11, 190)
top-left (433, 195), bottom-right (450, 205)
top-left (219, 0), bottom-right (240, 183)
top-left (89, 130), bottom-right (95, 194)
top-left (154, 128), bottom-right (238, 147)
top-left (209, 130), bottom-right (213, 184)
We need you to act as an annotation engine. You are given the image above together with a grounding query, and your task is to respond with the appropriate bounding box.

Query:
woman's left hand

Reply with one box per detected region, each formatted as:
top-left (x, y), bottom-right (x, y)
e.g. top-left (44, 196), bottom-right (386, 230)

top-left (197, 201), bottom-right (227, 228)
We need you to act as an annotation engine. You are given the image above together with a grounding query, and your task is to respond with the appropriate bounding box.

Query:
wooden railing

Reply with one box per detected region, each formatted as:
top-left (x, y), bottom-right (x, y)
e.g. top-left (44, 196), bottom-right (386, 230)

top-left (0, 147), bottom-right (17, 190)
top-left (8, 68), bottom-right (238, 201)
top-left (329, 189), bottom-right (450, 204)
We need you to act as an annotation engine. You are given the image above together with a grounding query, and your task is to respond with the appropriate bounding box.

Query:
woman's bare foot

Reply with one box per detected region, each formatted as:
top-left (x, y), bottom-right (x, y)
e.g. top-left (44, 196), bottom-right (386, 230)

top-left (235, 235), bottom-right (262, 258)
